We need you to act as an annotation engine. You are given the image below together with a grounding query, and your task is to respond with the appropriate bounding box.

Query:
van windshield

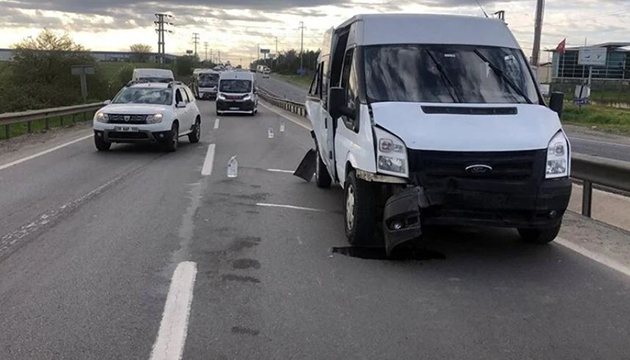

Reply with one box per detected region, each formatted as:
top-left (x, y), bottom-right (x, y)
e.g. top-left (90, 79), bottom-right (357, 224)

top-left (364, 45), bottom-right (539, 104)
top-left (220, 80), bottom-right (252, 93)
top-left (200, 73), bottom-right (219, 87)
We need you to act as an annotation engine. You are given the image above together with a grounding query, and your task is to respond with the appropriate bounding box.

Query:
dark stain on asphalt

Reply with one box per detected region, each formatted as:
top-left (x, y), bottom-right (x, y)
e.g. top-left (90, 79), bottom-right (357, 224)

top-left (222, 274), bottom-right (261, 283)
top-left (231, 326), bottom-right (260, 336)
top-left (331, 246), bottom-right (445, 261)
top-left (232, 258), bottom-right (261, 270)
top-left (246, 210), bottom-right (260, 214)
top-left (250, 184), bottom-right (262, 189)
top-left (215, 192), bottom-right (271, 201)
top-left (229, 236), bottom-right (261, 252)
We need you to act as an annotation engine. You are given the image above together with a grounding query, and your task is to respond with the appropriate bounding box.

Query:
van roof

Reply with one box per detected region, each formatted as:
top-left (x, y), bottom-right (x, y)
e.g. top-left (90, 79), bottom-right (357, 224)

top-left (219, 71), bottom-right (255, 80)
top-left (128, 82), bottom-right (170, 89)
top-left (337, 14), bottom-right (520, 49)
top-left (133, 68), bottom-right (174, 77)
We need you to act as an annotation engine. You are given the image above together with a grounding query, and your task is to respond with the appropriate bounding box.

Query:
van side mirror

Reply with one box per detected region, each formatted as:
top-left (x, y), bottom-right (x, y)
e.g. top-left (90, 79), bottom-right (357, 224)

top-left (329, 87), bottom-right (355, 120)
top-left (549, 92), bottom-right (564, 119)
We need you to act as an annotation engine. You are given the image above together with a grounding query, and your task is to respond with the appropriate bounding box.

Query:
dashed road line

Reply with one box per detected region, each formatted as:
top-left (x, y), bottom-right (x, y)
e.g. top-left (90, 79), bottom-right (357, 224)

top-left (214, 118), bottom-right (220, 130)
top-left (266, 169), bottom-right (294, 174)
top-left (0, 134), bottom-right (92, 172)
top-left (149, 261), bottom-right (198, 360)
top-left (201, 144), bottom-right (216, 176)
top-left (256, 202), bottom-right (328, 212)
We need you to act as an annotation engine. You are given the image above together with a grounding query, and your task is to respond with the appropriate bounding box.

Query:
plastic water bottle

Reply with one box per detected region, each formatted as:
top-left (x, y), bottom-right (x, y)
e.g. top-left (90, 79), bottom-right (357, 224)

top-left (280, 122), bottom-right (285, 132)
top-left (268, 127), bottom-right (274, 139)
top-left (227, 156), bottom-right (238, 178)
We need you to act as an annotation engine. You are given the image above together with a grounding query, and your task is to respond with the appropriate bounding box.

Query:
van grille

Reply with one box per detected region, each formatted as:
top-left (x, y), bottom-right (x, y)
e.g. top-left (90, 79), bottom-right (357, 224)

top-left (421, 106), bottom-right (518, 115)
top-left (408, 150), bottom-right (543, 182)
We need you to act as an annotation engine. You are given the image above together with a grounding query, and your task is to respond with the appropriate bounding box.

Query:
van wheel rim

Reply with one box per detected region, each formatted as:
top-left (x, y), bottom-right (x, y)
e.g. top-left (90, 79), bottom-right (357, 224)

top-left (196, 122), bottom-right (201, 137)
top-left (346, 185), bottom-right (355, 230)
top-left (173, 128), bottom-right (178, 148)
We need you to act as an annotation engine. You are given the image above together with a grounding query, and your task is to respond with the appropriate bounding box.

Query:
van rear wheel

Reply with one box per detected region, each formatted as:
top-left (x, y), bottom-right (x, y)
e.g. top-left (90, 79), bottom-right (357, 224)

top-left (344, 170), bottom-right (378, 246)
top-left (518, 224), bottom-right (561, 244)
top-left (315, 148), bottom-right (332, 188)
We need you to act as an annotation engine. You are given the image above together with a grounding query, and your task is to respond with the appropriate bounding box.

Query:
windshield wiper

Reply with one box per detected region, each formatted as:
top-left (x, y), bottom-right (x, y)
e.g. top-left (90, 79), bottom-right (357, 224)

top-left (473, 49), bottom-right (533, 105)
top-left (424, 49), bottom-right (461, 103)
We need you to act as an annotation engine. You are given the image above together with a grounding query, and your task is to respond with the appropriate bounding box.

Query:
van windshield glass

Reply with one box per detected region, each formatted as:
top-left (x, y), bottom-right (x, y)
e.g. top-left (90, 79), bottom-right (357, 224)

top-left (200, 73), bottom-right (219, 86)
top-left (364, 45), bottom-right (539, 104)
top-left (220, 80), bottom-right (252, 93)
top-left (113, 87), bottom-right (173, 105)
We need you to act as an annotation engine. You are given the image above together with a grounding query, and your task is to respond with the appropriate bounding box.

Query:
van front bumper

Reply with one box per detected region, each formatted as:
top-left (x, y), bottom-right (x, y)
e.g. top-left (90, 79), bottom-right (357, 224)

top-left (217, 99), bottom-right (255, 112)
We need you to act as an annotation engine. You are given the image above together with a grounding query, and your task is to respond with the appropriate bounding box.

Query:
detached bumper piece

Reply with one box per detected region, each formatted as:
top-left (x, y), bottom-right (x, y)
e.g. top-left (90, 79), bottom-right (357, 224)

top-left (383, 187), bottom-right (424, 256)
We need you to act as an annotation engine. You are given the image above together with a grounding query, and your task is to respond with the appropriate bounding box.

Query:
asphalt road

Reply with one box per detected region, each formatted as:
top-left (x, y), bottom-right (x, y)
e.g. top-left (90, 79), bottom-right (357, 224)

top-left (257, 74), bottom-right (630, 163)
top-left (0, 100), bottom-right (630, 359)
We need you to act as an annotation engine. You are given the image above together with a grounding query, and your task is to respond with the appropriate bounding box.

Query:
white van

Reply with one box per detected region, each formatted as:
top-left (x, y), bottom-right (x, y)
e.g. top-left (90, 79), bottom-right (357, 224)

top-left (305, 14), bottom-right (571, 253)
top-left (216, 71), bottom-right (258, 116)
top-left (132, 68), bottom-right (174, 83)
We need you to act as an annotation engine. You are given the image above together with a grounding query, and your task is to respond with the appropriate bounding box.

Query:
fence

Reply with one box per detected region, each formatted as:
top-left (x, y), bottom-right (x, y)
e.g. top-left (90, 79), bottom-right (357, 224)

top-left (257, 87), bottom-right (307, 117)
top-left (0, 102), bottom-right (105, 139)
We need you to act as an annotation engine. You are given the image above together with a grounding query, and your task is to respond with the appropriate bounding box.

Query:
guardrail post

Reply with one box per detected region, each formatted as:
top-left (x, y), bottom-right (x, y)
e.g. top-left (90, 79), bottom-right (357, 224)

top-left (27, 121), bottom-right (32, 133)
top-left (45, 118), bottom-right (50, 131)
top-left (582, 180), bottom-right (593, 217)
top-left (4, 124), bottom-right (9, 139)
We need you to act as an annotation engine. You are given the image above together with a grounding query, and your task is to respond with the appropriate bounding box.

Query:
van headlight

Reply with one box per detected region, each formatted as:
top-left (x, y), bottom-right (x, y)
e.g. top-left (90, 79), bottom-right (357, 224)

top-left (217, 93), bottom-right (226, 100)
top-left (374, 127), bottom-right (408, 178)
top-left (546, 131), bottom-right (570, 179)
top-left (95, 112), bottom-right (109, 123)
top-left (243, 94), bottom-right (252, 101)
top-left (146, 113), bottom-right (164, 124)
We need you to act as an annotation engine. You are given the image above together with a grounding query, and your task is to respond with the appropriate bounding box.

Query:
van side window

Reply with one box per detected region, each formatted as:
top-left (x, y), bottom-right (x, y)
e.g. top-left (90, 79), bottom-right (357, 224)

top-left (309, 63), bottom-right (320, 97)
top-left (340, 48), bottom-right (359, 131)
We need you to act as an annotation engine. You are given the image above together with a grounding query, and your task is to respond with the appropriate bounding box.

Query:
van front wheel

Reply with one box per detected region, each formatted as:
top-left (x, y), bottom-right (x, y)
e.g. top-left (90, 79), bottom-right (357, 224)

top-left (518, 224), bottom-right (561, 244)
top-left (344, 171), bottom-right (378, 246)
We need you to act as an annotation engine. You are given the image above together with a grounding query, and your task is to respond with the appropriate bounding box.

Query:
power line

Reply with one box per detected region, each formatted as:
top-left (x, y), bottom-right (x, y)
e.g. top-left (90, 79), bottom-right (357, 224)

top-left (192, 33), bottom-right (200, 56)
top-left (154, 13), bottom-right (173, 65)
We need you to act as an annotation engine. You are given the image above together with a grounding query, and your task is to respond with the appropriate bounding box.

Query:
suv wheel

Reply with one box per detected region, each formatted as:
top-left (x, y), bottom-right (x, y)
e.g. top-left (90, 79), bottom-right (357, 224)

top-left (94, 135), bottom-right (111, 151)
top-left (188, 117), bottom-right (201, 143)
top-left (164, 123), bottom-right (179, 152)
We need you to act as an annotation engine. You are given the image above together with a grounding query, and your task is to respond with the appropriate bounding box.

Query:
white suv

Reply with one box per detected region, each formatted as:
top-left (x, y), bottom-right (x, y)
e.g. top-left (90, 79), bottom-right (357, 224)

top-left (93, 82), bottom-right (201, 152)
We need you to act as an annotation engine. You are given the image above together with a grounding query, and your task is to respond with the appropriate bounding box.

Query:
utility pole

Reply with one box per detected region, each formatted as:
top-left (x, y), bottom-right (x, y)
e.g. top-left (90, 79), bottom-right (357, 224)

top-left (154, 13), bottom-right (173, 65)
top-left (218, 51), bottom-right (221, 64)
top-left (531, 0), bottom-right (545, 66)
top-left (204, 42), bottom-right (209, 61)
top-left (298, 21), bottom-right (306, 73)
top-left (257, 44), bottom-right (260, 61)
top-left (192, 33), bottom-right (200, 56)
top-left (274, 37), bottom-right (278, 69)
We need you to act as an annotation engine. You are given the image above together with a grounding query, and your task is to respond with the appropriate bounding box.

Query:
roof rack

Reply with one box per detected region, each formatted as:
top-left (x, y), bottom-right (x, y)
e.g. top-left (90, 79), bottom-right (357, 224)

top-left (167, 81), bottom-right (184, 88)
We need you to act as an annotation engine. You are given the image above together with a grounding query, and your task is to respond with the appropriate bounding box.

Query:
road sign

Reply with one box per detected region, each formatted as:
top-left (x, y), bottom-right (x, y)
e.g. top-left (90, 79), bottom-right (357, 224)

top-left (260, 49), bottom-right (270, 54)
top-left (578, 47), bottom-right (607, 66)
top-left (71, 65), bottom-right (95, 103)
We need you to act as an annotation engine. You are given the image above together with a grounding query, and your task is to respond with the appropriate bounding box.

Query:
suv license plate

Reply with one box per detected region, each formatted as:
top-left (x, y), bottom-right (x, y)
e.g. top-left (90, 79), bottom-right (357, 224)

top-left (230, 107), bottom-right (240, 110)
top-left (114, 126), bottom-right (139, 132)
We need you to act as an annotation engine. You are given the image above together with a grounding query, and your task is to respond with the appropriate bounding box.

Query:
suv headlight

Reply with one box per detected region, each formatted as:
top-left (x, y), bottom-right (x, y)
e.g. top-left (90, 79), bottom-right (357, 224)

top-left (374, 127), bottom-right (408, 178)
top-left (146, 113), bottom-right (164, 124)
top-left (546, 131), bottom-right (570, 179)
top-left (95, 112), bottom-right (109, 123)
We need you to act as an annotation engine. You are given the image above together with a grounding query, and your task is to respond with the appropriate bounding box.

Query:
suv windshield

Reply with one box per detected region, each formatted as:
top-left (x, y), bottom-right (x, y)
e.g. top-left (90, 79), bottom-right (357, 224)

top-left (200, 73), bottom-right (219, 87)
top-left (220, 80), bottom-right (252, 93)
top-left (364, 45), bottom-right (539, 104)
top-left (113, 87), bottom-right (173, 105)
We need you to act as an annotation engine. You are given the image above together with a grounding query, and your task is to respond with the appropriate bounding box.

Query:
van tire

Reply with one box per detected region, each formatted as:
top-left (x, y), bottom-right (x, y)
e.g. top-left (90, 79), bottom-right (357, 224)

top-left (315, 148), bottom-right (332, 188)
top-left (344, 170), bottom-right (378, 246)
top-left (188, 117), bottom-right (201, 143)
top-left (94, 135), bottom-right (111, 151)
top-left (164, 123), bottom-right (179, 152)
top-left (518, 224), bottom-right (561, 244)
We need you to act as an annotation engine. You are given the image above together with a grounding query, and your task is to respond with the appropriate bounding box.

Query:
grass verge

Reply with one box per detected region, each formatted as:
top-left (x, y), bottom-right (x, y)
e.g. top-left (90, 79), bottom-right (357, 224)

top-left (273, 74), bottom-right (313, 90)
top-left (562, 104), bottom-right (630, 134)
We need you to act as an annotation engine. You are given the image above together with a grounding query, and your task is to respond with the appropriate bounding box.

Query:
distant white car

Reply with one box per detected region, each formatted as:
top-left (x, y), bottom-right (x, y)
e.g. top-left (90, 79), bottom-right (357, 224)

top-left (93, 82), bottom-right (201, 152)
top-left (132, 68), bottom-right (174, 83)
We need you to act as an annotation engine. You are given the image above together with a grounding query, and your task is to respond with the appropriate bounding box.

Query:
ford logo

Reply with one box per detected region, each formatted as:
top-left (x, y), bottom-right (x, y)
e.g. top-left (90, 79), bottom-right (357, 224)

top-left (465, 164), bottom-right (493, 175)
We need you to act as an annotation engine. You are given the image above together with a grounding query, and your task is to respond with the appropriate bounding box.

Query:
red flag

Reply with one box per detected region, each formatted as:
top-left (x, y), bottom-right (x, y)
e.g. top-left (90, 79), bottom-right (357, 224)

top-left (556, 39), bottom-right (566, 54)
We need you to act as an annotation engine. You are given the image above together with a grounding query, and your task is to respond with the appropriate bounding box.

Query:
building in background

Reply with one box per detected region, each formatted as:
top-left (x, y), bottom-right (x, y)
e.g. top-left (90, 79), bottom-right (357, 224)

top-left (0, 49), bottom-right (178, 63)
top-left (547, 42), bottom-right (630, 82)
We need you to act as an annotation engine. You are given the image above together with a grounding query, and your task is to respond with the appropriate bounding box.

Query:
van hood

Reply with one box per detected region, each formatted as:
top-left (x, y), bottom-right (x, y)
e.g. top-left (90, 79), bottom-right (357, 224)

top-left (101, 104), bottom-right (171, 114)
top-left (371, 102), bottom-right (563, 152)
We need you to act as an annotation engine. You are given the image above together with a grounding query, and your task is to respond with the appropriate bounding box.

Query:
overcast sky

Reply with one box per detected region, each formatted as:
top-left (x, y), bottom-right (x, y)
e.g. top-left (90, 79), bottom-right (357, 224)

top-left (1, 0), bottom-right (628, 66)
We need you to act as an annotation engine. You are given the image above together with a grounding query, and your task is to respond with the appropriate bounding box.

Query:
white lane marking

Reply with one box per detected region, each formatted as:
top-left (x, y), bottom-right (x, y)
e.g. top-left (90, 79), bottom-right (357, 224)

top-left (259, 102), bottom-right (311, 131)
top-left (297, 236), bottom-right (303, 245)
top-left (214, 118), bottom-right (220, 130)
top-left (201, 144), bottom-right (216, 176)
top-left (0, 134), bottom-right (92, 172)
top-left (569, 136), bottom-right (630, 148)
top-left (267, 169), bottom-right (294, 174)
top-left (556, 237), bottom-right (630, 278)
top-left (150, 261), bottom-right (198, 360)
top-left (256, 203), bottom-right (328, 212)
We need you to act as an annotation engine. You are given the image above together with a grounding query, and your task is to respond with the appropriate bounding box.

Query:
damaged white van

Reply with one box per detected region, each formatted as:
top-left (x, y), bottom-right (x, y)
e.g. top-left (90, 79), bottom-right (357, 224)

top-left (304, 14), bottom-right (571, 254)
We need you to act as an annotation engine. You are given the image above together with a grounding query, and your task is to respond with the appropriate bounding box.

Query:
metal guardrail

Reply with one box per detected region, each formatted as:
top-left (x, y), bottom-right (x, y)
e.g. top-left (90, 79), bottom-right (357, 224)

top-left (572, 153), bottom-right (630, 217)
top-left (0, 102), bottom-right (105, 139)
top-left (256, 88), bottom-right (630, 219)
top-left (257, 87), bottom-right (307, 118)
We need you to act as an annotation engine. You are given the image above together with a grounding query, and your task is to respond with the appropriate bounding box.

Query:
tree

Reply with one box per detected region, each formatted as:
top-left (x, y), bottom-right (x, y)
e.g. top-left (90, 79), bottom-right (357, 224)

top-left (175, 54), bottom-right (200, 79)
top-left (130, 44), bottom-right (152, 63)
